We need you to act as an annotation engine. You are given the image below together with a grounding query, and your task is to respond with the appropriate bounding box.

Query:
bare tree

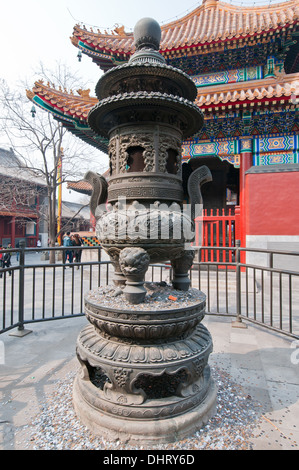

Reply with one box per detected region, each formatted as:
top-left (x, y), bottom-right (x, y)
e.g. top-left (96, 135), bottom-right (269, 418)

top-left (0, 173), bottom-right (40, 212)
top-left (0, 63), bottom-right (107, 262)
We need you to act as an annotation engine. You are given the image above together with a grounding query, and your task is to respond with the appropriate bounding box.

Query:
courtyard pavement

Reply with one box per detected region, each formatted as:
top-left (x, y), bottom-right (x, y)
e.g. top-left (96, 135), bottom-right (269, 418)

top-left (0, 312), bottom-right (298, 450)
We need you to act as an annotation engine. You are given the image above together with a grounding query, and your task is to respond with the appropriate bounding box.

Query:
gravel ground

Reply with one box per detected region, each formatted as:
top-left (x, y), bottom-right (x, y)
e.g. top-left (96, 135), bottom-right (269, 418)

top-left (24, 366), bottom-right (263, 450)
top-left (87, 283), bottom-right (206, 311)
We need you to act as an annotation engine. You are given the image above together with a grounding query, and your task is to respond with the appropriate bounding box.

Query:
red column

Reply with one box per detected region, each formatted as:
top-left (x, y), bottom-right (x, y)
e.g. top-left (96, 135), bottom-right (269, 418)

top-left (239, 139), bottom-right (253, 260)
top-left (234, 205), bottom-right (241, 241)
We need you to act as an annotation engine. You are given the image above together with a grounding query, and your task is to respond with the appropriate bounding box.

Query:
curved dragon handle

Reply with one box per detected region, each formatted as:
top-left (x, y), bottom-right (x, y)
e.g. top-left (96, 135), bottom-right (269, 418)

top-left (187, 165), bottom-right (212, 221)
top-left (84, 171), bottom-right (108, 218)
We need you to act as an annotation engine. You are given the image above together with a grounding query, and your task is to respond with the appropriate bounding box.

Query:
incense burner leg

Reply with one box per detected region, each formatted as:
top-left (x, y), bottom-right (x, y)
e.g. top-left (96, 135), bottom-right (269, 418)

top-left (104, 247), bottom-right (126, 287)
top-left (111, 259), bottom-right (126, 287)
top-left (119, 247), bottom-right (150, 304)
top-left (171, 249), bottom-right (195, 291)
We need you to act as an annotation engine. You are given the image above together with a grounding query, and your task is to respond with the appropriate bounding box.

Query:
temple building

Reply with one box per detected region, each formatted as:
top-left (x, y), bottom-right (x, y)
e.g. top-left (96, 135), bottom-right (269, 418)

top-left (0, 147), bottom-right (48, 248)
top-left (27, 0), bottom-right (299, 257)
top-left (0, 147), bottom-right (93, 248)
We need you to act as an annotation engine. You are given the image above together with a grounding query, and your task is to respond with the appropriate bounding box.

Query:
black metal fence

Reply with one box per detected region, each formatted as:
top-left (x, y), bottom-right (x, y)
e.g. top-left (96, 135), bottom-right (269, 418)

top-left (192, 243), bottom-right (299, 339)
top-left (1, 241), bottom-right (299, 339)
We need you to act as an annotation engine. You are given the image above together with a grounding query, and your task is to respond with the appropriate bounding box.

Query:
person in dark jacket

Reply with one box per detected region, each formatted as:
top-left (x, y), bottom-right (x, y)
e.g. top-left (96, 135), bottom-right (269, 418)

top-left (63, 232), bottom-right (73, 264)
top-left (71, 234), bottom-right (83, 268)
top-left (3, 244), bottom-right (12, 276)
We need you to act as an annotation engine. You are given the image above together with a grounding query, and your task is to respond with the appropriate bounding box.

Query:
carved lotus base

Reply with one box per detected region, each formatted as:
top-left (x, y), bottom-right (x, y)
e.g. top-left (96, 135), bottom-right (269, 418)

top-left (73, 320), bottom-right (217, 444)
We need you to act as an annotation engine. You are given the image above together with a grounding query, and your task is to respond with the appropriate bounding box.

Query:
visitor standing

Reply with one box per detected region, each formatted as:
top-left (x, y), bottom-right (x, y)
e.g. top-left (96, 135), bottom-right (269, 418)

top-left (3, 244), bottom-right (12, 276)
top-left (71, 233), bottom-right (83, 268)
top-left (63, 231), bottom-right (73, 265)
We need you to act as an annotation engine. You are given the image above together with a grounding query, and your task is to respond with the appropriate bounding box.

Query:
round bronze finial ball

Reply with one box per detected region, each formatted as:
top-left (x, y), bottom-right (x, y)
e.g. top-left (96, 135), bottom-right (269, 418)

top-left (133, 17), bottom-right (161, 50)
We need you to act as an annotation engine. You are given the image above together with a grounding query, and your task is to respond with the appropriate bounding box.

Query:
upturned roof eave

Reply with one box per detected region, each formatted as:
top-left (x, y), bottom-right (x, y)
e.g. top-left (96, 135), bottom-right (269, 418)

top-left (27, 71), bottom-right (299, 123)
top-left (196, 75), bottom-right (299, 108)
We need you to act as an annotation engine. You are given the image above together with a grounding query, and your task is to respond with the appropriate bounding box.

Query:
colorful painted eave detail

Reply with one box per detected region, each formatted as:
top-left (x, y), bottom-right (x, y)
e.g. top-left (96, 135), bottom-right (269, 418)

top-left (182, 133), bottom-right (299, 167)
top-left (193, 66), bottom-right (264, 88)
top-left (71, 0), bottom-right (299, 59)
top-left (253, 133), bottom-right (299, 165)
top-left (253, 133), bottom-right (299, 154)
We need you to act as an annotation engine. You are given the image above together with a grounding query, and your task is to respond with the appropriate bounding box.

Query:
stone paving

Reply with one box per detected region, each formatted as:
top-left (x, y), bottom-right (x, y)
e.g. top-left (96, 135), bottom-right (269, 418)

top-left (0, 251), bottom-right (298, 450)
top-left (0, 314), bottom-right (298, 450)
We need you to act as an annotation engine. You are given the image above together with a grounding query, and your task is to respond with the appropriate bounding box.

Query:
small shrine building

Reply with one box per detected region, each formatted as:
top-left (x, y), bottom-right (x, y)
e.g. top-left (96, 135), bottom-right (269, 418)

top-left (27, 0), bottom-right (299, 257)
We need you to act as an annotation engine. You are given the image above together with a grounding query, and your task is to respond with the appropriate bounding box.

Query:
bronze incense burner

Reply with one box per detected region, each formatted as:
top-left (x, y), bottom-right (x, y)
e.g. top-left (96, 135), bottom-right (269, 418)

top-left (73, 17), bottom-right (216, 444)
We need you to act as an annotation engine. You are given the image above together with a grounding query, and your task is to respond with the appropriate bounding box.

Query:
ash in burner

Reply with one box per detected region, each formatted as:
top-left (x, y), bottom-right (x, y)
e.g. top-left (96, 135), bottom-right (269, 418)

top-left (134, 370), bottom-right (188, 399)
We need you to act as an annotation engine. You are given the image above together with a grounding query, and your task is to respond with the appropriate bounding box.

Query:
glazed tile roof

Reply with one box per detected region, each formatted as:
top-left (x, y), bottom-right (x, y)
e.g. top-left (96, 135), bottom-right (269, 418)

top-left (67, 180), bottom-right (92, 194)
top-left (67, 168), bottom-right (110, 194)
top-left (26, 82), bottom-right (109, 152)
top-left (67, 180), bottom-right (92, 192)
top-left (26, 66), bottom-right (299, 152)
top-left (0, 147), bottom-right (46, 186)
top-left (71, 0), bottom-right (299, 55)
top-left (27, 71), bottom-right (299, 123)
top-left (26, 81), bottom-right (98, 121)
top-left (196, 71), bottom-right (299, 108)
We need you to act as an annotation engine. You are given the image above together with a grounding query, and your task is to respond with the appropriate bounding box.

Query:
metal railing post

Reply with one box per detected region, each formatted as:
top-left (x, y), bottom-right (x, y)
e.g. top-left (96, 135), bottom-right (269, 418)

top-left (98, 245), bottom-right (102, 286)
top-left (232, 239), bottom-right (247, 329)
top-left (9, 241), bottom-right (32, 337)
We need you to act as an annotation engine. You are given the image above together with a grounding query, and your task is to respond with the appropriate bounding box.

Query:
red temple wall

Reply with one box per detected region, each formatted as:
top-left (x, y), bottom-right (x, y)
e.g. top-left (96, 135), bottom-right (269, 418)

top-left (245, 170), bottom-right (299, 236)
